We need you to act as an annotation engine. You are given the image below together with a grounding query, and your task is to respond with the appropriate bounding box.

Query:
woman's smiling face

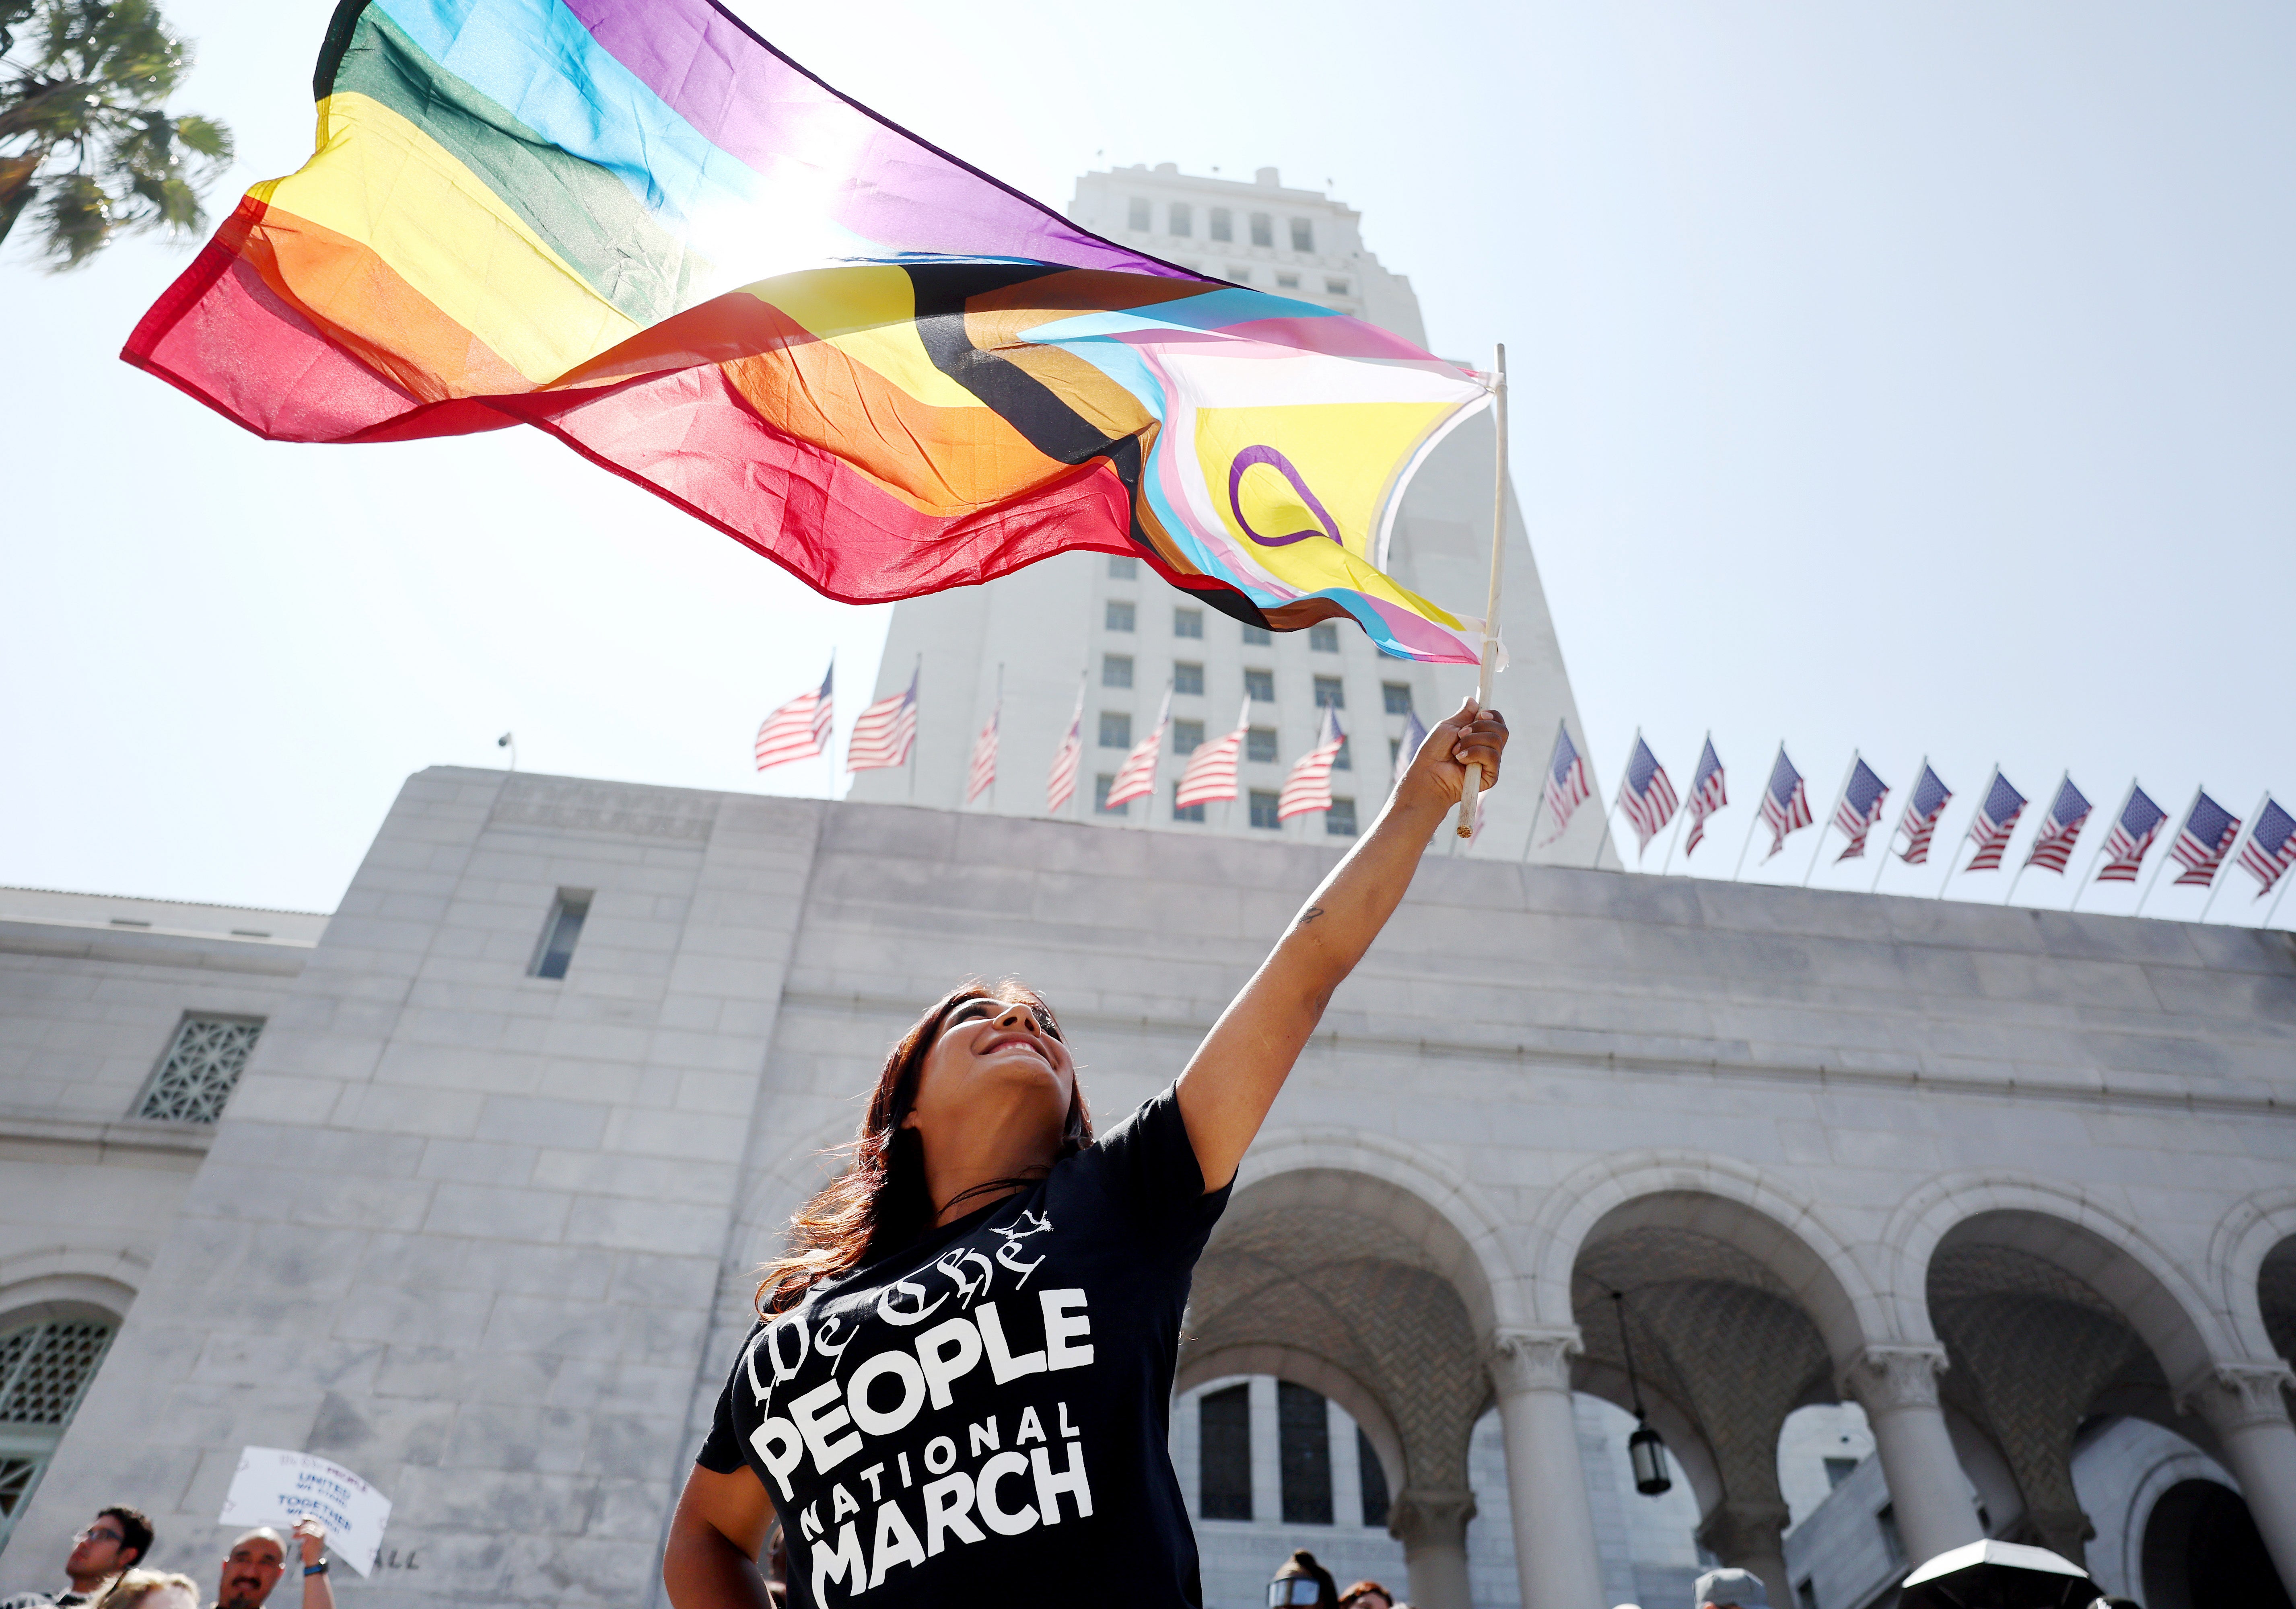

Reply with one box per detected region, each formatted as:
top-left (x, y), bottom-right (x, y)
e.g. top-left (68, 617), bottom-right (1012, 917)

top-left (903, 990), bottom-right (1076, 1154)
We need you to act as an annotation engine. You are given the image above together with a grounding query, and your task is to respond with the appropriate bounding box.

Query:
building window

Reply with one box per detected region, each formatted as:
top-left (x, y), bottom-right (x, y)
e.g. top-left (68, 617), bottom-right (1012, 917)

top-left (1325, 277), bottom-right (1350, 295)
top-left (1247, 728), bottom-right (1278, 764)
top-left (1173, 719), bottom-right (1205, 755)
top-left (1249, 790), bottom-right (1281, 829)
top-left (1796, 1581), bottom-right (1819, 1609)
top-left (1245, 668), bottom-right (1275, 702)
top-left (1290, 218), bottom-right (1314, 251)
top-left (136, 1016), bottom-right (264, 1123)
top-left (1308, 622), bottom-right (1339, 652)
top-left (1226, 265), bottom-right (1250, 284)
top-left (1109, 555), bottom-right (1138, 579)
top-left (1105, 599), bottom-right (1135, 632)
top-left (0, 1317), bottom-right (117, 1551)
top-left (1327, 798), bottom-right (1357, 835)
top-left (1357, 1428), bottom-right (1389, 1528)
top-left (1313, 676), bottom-right (1345, 708)
top-left (1389, 737), bottom-right (1402, 770)
top-left (1169, 202), bottom-right (1192, 237)
top-left (1824, 1457), bottom-right (1857, 1489)
top-left (1171, 783), bottom-right (1205, 824)
top-left (1103, 654), bottom-right (1134, 689)
top-left (1382, 681), bottom-right (1414, 716)
top-left (1250, 212), bottom-right (1273, 248)
top-left (1099, 711), bottom-right (1131, 748)
top-left (530, 889), bottom-right (591, 980)
top-left (1094, 774), bottom-right (1127, 817)
top-left (1174, 607), bottom-right (1203, 639)
top-left (1127, 197), bottom-right (1151, 230)
top-left (1334, 736), bottom-right (1352, 771)
top-left (1876, 1504), bottom-right (1906, 1567)
top-left (1277, 272), bottom-right (1300, 290)
top-left (1242, 623), bottom-right (1273, 646)
top-left (1278, 1381), bottom-right (1333, 1525)
top-left (1209, 207), bottom-right (1233, 243)
top-left (1174, 662), bottom-right (1204, 696)
top-left (1199, 1384), bottom-right (1252, 1520)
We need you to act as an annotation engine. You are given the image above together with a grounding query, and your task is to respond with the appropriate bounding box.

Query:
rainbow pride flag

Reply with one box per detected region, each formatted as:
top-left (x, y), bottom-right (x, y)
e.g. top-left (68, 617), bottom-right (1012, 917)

top-left (125, 0), bottom-right (1499, 663)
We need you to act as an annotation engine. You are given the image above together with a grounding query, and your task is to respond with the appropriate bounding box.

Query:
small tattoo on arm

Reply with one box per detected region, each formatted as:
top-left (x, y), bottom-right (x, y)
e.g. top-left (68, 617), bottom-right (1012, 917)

top-left (1295, 905), bottom-right (1326, 927)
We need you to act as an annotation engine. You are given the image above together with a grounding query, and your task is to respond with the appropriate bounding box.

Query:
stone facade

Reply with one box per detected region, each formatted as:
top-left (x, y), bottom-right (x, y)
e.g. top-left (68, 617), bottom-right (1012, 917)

top-left (4, 771), bottom-right (2296, 1609)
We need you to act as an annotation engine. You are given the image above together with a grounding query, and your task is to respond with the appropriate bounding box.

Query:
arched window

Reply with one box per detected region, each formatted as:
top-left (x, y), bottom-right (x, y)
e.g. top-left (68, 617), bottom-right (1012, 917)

top-left (0, 1317), bottom-right (119, 1551)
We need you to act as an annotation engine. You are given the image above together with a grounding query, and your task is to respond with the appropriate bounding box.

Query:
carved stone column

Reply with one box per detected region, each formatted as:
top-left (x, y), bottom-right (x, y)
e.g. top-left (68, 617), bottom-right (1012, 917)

top-left (1386, 1487), bottom-right (1476, 1609)
top-left (1695, 1499), bottom-right (1792, 1608)
top-left (1839, 1344), bottom-right (1983, 1567)
top-left (1489, 1328), bottom-right (1604, 1609)
top-left (2182, 1362), bottom-right (2296, 1599)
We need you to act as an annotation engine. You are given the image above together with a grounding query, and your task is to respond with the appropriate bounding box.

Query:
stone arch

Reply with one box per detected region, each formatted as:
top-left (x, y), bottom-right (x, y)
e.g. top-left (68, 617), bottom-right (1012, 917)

top-left (0, 1247), bottom-right (145, 1325)
top-left (2207, 1189), bottom-right (2296, 1365)
top-left (1882, 1173), bottom-right (2232, 1387)
top-left (1528, 1150), bottom-right (1889, 1366)
top-left (1176, 1345), bottom-right (1406, 1495)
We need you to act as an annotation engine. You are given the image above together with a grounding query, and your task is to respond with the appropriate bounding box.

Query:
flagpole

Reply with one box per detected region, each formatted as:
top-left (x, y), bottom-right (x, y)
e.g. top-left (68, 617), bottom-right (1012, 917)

top-left (2201, 789), bottom-right (2267, 923)
top-left (1731, 743), bottom-right (1781, 883)
top-left (1589, 727), bottom-right (1628, 870)
top-left (1938, 762), bottom-right (1997, 899)
top-left (1518, 718), bottom-right (1561, 860)
top-left (1659, 730), bottom-right (1706, 879)
top-left (2070, 778), bottom-right (2134, 914)
top-left (1803, 751), bottom-right (1858, 887)
top-left (2136, 783), bottom-right (2203, 917)
top-left (1872, 754), bottom-right (1925, 894)
top-left (907, 653), bottom-right (921, 802)
top-left (2003, 770), bottom-right (2065, 907)
top-left (1615, 729), bottom-right (1645, 865)
top-left (1457, 344), bottom-right (1507, 842)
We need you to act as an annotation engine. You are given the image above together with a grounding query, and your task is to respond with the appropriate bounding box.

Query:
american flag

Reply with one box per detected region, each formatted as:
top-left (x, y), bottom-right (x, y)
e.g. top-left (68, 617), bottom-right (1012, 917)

top-left (1045, 684), bottom-right (1084, 815)
top-left (845, 671), bottom-right (918, 772)
top-left (1392, 710), bottom-right (1429, 792)
top-left (1962, 770), bottom-right (2028, 872)
top-left (1537, 724), bottom-right (1592, 846)
top-left (1831, 758), bottom-right (1890, 861)
top-left (1177, 700), bottom-right (1250, 809)
top-left (2021, 776), bottom-right (2093, 874)
top-left (1279, 707), bottom-right (1347, 821)
top-left (754, 660), bottom-right (834, 771)
top-left (1894, 764), bottom-right (1953, 865)
top-left (1616, 736), bottom-right (1680, 854)
top-left (1759, 747), bottom-right (1812, 862)
top-left (2237, 798), bottom-right (2296, 897)
top-left (1103, 690), bottom-right (1169, 809)
top-left (964, 704), bottom-right (999, 804)
top-left (2170, 791), bottom-right (2242, 887)
top-left (2095, 784), bottom-right (2168, 882)
top-left (1682, 737), bottom-right (1726, 857)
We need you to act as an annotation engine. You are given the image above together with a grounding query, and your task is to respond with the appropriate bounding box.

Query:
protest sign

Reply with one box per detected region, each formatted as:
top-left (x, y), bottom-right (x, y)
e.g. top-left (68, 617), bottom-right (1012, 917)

top-left (218, 1448), bottom-right (392, 1577)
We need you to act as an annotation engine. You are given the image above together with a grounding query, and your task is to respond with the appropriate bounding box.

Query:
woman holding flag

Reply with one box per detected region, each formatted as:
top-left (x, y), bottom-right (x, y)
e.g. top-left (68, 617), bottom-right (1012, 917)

top-left (665, 699), bottom-right (1507, 1609)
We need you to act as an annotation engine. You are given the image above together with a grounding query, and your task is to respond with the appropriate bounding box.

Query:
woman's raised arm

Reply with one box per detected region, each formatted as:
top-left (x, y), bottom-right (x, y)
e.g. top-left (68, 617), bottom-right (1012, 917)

top-left (1176, 699), bottom-right (1509, 1190)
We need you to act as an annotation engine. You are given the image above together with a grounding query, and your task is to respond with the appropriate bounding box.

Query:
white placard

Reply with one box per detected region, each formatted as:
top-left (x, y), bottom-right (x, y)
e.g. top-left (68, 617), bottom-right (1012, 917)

top-left (217, 1447), bottom-right (392, 1578)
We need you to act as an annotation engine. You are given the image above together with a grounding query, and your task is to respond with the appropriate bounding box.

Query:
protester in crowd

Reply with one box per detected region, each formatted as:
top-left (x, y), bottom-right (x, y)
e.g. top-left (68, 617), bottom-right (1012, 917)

top-left (1338, 1579), bottom-right (1392, 1609)
top-left (662, 703), bottom-right (1509, 1609)
top-left (0, 1506), bottom-right (153, 1609)
top-left (90, 1572), bottom-right (198, 1609)
top-left (1694, 1566), bottom-right (1768, 1608)
top-left (210, 1520), bottom-right (333, 1609)
top-left (1268, 1550), bottom-right (1338, 1609)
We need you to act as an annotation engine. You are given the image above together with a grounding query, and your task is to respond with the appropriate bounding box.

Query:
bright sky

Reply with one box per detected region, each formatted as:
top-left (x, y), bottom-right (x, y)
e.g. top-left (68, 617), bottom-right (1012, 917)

top-left (5, 2), bottom-right (2292, 922)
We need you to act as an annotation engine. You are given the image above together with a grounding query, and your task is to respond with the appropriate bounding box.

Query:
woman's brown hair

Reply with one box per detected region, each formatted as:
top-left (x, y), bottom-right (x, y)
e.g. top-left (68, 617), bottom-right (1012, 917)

top-left (754, 981), bottom-right (1091, 1317)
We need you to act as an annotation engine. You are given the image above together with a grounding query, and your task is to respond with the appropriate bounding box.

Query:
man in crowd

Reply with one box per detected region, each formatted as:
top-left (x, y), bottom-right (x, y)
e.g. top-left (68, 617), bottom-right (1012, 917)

top-left (212, 1518), bottom-right (332, 1609)
top-left (0, 1506), bottom-right (153, 1608)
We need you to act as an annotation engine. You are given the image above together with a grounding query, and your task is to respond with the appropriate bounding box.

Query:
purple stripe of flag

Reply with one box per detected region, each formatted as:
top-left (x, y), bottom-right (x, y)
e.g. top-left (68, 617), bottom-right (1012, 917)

top-left (564, 0), bottom-right (1189, 276)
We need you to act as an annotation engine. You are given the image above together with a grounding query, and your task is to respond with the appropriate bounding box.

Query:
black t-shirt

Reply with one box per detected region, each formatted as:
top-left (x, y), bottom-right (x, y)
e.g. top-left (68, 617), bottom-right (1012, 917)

top-left (699, 1083), bottom-right (1230, 1608)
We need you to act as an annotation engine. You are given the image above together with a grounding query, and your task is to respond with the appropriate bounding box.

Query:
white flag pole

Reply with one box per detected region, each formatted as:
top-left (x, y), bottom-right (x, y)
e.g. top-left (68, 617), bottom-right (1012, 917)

top-left (2004, 770), bottom-right (2067, 907)
top-left (1457, 345), bottom-right (1507, 841)
top-left (1733, 743), bottom-right (1784, 883)
top-left (1658, 731), bottom-right (1707, 879)
top-left (2200, 789), bottom-right (2267, 923)
top-left (2136, 783), bottom-right (2203, 917)
top-left (1588, 726), bottom-right (1626, 869)
top-left (1938, 762), bottom-right (1998, 899)
top-left (1803, 751), bottom-right (1859, 887)
top-left (1518, 718), bottom-right (1562, 860)
top-left (1871, 755), bottom-right (1926, 894)
top-left (2070, 778), bottom-right (2135, 914)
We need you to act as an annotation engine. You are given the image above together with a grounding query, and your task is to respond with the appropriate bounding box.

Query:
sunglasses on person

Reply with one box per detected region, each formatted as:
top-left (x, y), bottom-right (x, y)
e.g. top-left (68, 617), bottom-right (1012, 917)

top-left (74, 1527), bottom-right (124, 1545)
top-left (1268, 1581), bottom-right (1323, 1606)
